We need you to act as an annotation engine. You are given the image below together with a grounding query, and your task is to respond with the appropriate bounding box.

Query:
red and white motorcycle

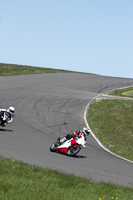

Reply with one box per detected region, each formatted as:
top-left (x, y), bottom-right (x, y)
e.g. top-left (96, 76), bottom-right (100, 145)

top-left (50, 129), bottom-right (89, 156)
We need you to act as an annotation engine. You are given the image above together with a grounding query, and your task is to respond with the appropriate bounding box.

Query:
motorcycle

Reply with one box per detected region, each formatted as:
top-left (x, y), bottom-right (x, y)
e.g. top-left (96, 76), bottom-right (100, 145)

top-left (0, 111), bottom-right (9, 126)
top-left (50, 133), bottom-right (88, 156)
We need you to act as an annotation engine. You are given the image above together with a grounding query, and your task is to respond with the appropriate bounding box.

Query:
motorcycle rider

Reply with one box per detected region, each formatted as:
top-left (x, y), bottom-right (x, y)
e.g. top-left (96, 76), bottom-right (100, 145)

top-left (59, 127), bottom-right (90, 144)
top-left (0, 106), bottom-right (15, 127)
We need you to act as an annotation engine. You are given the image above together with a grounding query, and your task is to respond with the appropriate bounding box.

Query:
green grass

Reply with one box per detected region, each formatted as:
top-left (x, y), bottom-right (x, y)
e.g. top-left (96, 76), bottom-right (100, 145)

top-left (0, 157), bottom-right (132, 200)
top-left (87, 99), bottom-right (133, 161)
top-left (0, 63), bottom-right (133, 199)
top-left (0, 63), bottom-right (87, 76)
top-left (108, 87), bottom-right (133, 98)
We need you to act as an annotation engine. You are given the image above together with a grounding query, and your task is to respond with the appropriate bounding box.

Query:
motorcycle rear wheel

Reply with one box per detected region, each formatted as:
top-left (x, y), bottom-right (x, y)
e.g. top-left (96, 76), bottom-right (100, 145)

top-left (67, 145), bottom-right (81, 156)
top-left (0, 120), bottom-right (3, 126)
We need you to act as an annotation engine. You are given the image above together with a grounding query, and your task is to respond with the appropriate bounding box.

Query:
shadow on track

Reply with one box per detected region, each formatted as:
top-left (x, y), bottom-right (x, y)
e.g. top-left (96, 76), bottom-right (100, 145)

top-left (73, 155), bottom-right (87, 159)
top-left (0, 128), bottom-right (13, 132)
top-left (54, 151), bottom-right (87, 159)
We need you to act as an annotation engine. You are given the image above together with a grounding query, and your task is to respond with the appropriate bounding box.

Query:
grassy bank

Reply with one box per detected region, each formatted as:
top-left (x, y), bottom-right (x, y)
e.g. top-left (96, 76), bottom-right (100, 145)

top-left (0, 63), bottom-right (83, 76)
top-left (0, 157), bottom-right (133, 200)
top-left (87, 99), bottom-right (133, 161)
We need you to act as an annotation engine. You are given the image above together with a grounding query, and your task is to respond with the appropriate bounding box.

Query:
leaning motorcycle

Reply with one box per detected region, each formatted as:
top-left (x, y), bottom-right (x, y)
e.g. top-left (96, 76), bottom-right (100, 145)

top-left (50, 133), bottom-right (88, 156)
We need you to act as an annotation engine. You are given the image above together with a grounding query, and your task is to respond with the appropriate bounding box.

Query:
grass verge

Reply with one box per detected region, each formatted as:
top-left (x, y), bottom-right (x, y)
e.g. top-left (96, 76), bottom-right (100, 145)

top-left (0, 157), bottom-right (133, 200)
top-left (87, 99), bottom-right (133, 161)
top-left (107, 87), bottom-right (133, 98)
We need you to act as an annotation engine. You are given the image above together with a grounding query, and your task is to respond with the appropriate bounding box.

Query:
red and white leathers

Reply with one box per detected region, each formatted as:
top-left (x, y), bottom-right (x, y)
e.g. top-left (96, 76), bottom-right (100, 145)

top-left (72, 131), bottom-right (83, 138)
top-left (60, 127), bottom-right (90, 144)
top-left (60, 131), bottom-right (82, 144)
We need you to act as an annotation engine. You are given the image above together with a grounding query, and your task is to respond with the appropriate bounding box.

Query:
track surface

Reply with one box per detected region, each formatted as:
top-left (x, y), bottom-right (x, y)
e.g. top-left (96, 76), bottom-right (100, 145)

top-left (0, 73), bottom-right (133, 187)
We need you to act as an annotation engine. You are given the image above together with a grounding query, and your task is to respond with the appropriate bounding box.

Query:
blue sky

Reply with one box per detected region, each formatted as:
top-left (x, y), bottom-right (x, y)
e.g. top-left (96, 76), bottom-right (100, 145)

top-left (0, 0), bottom-right (133, 78)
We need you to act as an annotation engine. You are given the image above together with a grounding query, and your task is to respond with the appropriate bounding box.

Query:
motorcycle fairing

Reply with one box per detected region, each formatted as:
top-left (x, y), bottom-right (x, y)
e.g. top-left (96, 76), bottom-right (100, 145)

top-left (56, 138), bottom-right (81, 154)
top-left (56, 138), bottom-right (73, 154)
top-left (56, 147), bottom-right (68, 154)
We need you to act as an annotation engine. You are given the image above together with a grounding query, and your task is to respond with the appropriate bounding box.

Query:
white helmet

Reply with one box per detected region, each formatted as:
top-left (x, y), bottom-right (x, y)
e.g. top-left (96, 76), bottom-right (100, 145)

top-left (82, 127), bottom-right (90, 136)
top-left (9, 106), bottom-right (15, 113)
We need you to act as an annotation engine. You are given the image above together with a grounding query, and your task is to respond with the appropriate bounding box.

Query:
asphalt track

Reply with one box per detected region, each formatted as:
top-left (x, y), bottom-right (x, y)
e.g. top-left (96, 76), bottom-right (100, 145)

top-left (0, 73), bottom-right (133, 187)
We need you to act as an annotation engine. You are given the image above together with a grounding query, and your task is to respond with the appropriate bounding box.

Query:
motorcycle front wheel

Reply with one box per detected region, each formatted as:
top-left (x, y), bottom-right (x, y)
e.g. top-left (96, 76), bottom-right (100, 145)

top-left (50, 143), bottom-right (58, 152)
top-left (67, 145), bottom-right (81, 156)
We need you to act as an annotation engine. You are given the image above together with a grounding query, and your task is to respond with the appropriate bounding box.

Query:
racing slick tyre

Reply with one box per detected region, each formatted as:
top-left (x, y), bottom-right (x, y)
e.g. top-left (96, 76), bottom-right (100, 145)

top-left (67, 145), bottom-right (81, 156)
top-left (50, 143), bottom-right (58, 152)
top-left (0, 120), bottom-right (2, 126)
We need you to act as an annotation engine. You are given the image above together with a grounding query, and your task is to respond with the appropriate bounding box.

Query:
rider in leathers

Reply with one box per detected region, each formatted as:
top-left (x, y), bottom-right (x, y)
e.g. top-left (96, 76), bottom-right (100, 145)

top-left (0, 106), bottom-right (15, 127)
top-left (60, 127), bottom-right (90, 144)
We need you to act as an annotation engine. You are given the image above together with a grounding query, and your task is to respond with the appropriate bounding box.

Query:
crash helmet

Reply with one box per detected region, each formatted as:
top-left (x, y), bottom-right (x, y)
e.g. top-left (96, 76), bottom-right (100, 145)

top-left (9, 106), bottom-right (15, 113)
top-left (82, 127), bottom-right (90, 136)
